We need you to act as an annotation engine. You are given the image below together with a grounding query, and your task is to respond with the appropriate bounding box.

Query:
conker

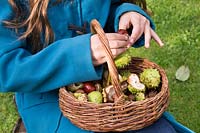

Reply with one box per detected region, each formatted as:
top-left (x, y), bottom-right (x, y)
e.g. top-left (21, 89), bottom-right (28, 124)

top-left (117, 29), bottom-right (128, 35)
top-left (82, 82), bottom-right (96, 93)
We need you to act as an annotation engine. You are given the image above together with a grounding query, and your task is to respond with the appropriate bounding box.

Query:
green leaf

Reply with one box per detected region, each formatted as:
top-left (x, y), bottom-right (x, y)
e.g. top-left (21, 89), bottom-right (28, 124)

top-left (175, 65), bottom-right (190, 81)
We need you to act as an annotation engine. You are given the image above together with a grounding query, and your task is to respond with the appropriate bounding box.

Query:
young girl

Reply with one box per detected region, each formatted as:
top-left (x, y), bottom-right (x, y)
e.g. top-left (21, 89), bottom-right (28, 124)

top-left (0, 0), bottom-right (176, 132)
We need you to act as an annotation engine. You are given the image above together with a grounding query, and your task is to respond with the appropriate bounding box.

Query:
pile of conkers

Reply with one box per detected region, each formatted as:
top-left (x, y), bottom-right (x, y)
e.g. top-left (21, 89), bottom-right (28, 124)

top-left (66, 68), bottom-right (161, 104)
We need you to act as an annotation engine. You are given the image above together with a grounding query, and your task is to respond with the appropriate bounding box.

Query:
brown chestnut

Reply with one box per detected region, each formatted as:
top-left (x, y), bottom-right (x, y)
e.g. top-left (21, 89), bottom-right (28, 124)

top-left (82, 82), bottom-right (96, 93)
top-left (117, 29), bottom-right (128, 35)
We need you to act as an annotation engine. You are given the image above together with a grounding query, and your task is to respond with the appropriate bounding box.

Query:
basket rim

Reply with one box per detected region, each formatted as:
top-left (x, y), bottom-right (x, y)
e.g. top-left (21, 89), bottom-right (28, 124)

top-left (59, 57), bottom-right (169, 106)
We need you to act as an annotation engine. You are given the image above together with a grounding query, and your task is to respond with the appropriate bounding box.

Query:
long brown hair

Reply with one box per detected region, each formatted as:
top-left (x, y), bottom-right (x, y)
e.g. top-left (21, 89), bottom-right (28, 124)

top-left (3, 0), bottom-right (149, 53)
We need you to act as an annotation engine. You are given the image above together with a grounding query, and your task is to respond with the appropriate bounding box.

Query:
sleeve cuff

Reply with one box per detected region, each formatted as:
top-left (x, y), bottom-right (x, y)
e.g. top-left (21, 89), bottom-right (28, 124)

top-left (65, 34), bottom-right (103, 83)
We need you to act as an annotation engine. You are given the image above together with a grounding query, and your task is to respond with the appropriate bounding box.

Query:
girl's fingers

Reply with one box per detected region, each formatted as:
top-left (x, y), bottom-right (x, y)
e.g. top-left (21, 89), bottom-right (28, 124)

top-left (129, 23), bottom-right (142, 44)
top-left (109, 40), bottom-right (129, 49)
top-left (111, 47), bottom-right (127, 58)
top-left (129, 15), bottom-right (146, 45)
top-left (106, 33), bottom-right (129, 41)
top-left (93, 47), bottom-right (127, 66)
top-left (150, 29), bottom-right (164, 47)
top-left (106, 33), bottom-right (129, 49)
top-left (118, 16), bottom-right (130, 30)
top-left (118, 11), bottom-right (164, 48)
top-left (144, 21), bottom-right (151, 48)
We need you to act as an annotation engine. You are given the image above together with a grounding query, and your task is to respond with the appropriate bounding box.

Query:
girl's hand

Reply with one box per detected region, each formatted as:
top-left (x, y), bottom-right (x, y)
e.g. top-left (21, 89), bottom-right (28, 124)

top-left (90, 33), bottom-right (129, 66)
top-left (119, 11), bottom-right (164, 48)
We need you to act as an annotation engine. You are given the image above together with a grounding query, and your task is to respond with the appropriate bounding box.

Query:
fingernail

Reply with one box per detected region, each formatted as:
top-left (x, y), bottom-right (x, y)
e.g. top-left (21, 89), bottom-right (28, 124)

top-left (160, 42), bottom-right (164, 47)
top-left (127, 43), bottom-right (132, 48)
top-left (127, 45), bottom-right (131, 48)
top-left (145, 45), bottom-right (150, 49)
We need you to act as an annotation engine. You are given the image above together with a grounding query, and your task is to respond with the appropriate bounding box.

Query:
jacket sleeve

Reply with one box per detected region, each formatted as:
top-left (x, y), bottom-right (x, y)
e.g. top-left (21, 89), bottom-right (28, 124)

top-left (0, 1), bottom-right (102, 93)
top-left (108, 0), bottom-right (155, 47)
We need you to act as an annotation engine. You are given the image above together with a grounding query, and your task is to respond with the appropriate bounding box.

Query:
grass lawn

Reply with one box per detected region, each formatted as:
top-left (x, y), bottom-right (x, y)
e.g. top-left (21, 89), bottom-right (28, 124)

top-left (0, 0), bottom-right (199, 132)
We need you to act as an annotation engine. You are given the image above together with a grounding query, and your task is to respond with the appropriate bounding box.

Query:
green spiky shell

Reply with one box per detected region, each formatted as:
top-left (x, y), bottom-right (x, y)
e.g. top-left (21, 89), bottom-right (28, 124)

top-left (74, 93), bottom-right (87, 101)
top-left (135, 92), bottom-right (145, 101)
top-left (119, 70), bottom-right (132, 81)
top-left (115, 53), bottom-right (131, 68)
top-left (88, 91), bottom-right (103, 104)
top-left (128, 84), bottom-right (145, 94)
top-left (114, 47), bottom-right (135, 68)
top-left (140, 68), bottom-right (161, 89)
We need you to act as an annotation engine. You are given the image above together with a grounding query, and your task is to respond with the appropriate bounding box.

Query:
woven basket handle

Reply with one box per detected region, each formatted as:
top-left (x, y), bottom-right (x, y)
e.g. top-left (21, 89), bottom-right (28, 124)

top-left (90, 19), bottom-right (123, 100)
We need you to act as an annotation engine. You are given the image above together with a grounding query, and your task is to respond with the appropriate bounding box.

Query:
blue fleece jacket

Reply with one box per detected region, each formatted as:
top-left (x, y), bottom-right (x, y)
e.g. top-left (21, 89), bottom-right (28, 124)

top-left (0, 0), bottom-right (156, 132)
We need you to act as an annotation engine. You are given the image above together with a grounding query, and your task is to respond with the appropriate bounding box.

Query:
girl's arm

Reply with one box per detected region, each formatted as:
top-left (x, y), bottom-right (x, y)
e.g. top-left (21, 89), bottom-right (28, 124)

top-left (0, 2), bottom-right (102, 93)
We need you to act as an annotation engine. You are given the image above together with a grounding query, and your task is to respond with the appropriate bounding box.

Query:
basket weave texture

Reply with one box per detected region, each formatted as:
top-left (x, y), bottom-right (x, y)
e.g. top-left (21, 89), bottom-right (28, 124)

top-left (59, 19), bottom-right (169, 132)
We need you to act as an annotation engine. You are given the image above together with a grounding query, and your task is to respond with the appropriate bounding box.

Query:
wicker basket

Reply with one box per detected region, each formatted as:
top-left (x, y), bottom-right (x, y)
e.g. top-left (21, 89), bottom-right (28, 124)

top-left (59, 19), bottom-right (169, 132)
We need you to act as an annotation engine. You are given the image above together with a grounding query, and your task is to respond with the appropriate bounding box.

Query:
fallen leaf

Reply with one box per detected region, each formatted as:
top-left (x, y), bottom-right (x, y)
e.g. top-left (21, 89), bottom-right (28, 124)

top-left (175, 65), bottom-right (190, 81)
